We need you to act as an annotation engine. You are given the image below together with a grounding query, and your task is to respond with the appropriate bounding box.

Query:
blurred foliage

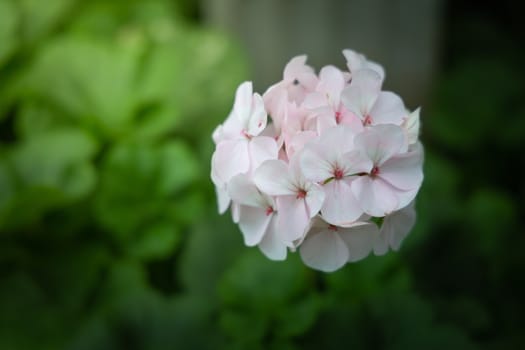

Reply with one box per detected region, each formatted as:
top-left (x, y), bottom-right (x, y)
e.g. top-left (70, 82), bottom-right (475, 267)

top-left (1, 0), bottom-right (524, 349)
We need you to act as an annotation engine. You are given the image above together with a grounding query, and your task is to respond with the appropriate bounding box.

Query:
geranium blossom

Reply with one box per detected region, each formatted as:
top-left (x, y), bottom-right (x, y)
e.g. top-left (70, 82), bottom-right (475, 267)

top-left (210, 49), bottom-right (424, 272)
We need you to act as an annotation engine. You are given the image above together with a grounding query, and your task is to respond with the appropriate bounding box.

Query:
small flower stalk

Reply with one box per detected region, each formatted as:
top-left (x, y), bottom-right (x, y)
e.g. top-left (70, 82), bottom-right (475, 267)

top-left (211, 50), bottom-right (423, 272)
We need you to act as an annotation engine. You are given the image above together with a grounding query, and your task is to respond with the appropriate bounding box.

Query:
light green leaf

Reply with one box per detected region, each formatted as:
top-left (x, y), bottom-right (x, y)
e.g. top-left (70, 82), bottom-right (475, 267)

top-left (127, 222), bottom-right (181, 260)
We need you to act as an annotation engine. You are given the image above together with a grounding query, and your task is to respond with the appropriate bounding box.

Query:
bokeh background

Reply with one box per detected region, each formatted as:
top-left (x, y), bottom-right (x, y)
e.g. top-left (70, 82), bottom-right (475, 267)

top-left (0, 0), bottom-right (524, 349)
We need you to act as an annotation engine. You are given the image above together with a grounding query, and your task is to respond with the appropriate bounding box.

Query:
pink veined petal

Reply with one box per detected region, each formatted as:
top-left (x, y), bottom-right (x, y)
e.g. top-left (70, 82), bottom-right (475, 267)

top-left (340, 150), bottom-right (373, 176)
top-left (258, 215), bottom-right (288, 261)
top-left (299, 229), bottom-right (349, 272)
top-left (247, 93), bottom-right (268, 136)
top-left (351, 176), bottom-right (399, 217)
top-left (215, 185), bottom-right (230, 214)
top-left (341, 69), bottom-right (382, 118)
top-left (300, 147), bottom-right (333, 183)
top-left (238, 205), bottom-right (273, 246)
top-left (369, 91), bottom-right (406, 126)
top-left (253, 160), bottom-right (295, 196)
top-left (337, 108), bottom-right (364, 132)
top-left (276, 195), bottom-right (311, 242)
top-left (321, 179), bottom-right (363, 225)
top-left (339, 222), bottom-right (377, 262)
top-left (304, 183), bottom-right (325, 218)
top-left (249, 136), bottom-right (278, 172)
top-left (355, 124), bottom-right (406, 165)
top-left (228, 174), bottom-right (267, 208)
top-left (211, 139), bottom-right (250, 184)
top-left (379, 150), bottom-right (423, 191)
top-left (233, 81), bottom-right (253, 124)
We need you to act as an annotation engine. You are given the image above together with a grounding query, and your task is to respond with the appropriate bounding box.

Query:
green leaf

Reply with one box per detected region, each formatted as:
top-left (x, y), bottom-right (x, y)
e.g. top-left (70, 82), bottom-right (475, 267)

top-left (94, 141), bottom-right (199, 237)
top-left (126, 222), bottom-right (181, 260)
top-left (24, 35), bottom-right (143, 138)
top-left (0, 0), bottom-right (18, 67)
top-left (17, 0), bottom-right (76, 44)
top-left (0, 128), bottom-right (98, 230)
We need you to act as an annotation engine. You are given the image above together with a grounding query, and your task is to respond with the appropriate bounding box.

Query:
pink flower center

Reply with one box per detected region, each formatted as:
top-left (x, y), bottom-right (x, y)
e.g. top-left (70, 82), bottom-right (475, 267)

top-left (328, 224), bottom-right (338, 231)
top-left (296, 189), bottom-right (307, 199)
top-left (371, 166), bottom-right (380, 177)
top-left (241, 130), bottom-right (252, 140)
top-left (363, 115), bottom-right (372, 126)
top-left (265, 206), bottom-right (274, 216)
top-left (334, 168), bottom-right (344, 180)
top-left (335, 111), bottom-right (342, 124)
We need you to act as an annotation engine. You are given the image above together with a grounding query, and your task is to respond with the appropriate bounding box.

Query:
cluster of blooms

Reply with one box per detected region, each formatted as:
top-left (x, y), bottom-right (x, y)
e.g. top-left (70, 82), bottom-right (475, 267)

top-left (211, 50), bottom-right (423, 272)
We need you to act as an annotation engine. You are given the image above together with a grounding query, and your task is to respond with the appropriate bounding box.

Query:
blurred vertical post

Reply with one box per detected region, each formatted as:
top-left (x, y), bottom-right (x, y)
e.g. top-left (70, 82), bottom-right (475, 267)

top-left (202, 0), bottom-right (443, 107)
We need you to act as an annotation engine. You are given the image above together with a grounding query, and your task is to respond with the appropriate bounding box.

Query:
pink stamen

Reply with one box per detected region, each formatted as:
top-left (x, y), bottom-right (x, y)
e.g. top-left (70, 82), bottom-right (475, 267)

top-left (241, 130), bottom-right (252, 140)
top-left (265, 206), bottom-right (274, 216)
top-left (371, 166), bottom-right (380, 177)
top-left (363, 115), bottom-right (372, 126)
top-left (328, 224), bottom-right (338, 231)
top-left (334, 168), bottom-right (344, 180)
top-left (296, 189), bottom-right (307, 199)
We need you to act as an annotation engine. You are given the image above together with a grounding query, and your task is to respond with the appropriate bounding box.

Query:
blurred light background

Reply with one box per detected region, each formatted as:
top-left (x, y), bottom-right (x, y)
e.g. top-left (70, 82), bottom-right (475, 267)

top-left (0, 0), bottom-right (523, 349)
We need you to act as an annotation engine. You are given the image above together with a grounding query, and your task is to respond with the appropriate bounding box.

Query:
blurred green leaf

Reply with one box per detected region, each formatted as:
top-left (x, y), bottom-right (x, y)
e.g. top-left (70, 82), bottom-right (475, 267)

top-left (17, 0), bottom-right (76, 44)
top-left (94, 141), bottom-right (199, 237)
top-left (126, 222), bottom-right (181, 261)
top-left (0, 0), bottom-right (18, 67)
top-left (0, 128), bottom-right (97, 230)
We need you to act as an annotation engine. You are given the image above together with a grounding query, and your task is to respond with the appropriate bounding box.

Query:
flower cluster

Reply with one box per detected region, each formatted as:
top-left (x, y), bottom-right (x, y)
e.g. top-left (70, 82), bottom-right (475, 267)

top-left (211, 50), bottom-right (423, 272)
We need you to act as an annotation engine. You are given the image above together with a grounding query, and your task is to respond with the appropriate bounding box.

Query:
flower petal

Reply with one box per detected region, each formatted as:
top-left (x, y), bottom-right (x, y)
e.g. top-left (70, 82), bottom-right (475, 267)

top-left (351, 176), bottom-right (399, 217)
top-left (247, 93), bottom-right (268, 136)
top-left (381, 201), bottom-right (416, 251)
top-left (228, 174), bottom-right (267, 208)
top-left (233, 81), bottom-right (253, 124)
top-left (300, 147), bottom-right (333, 182)
top-left (249, 136), bottom-right (278, 172)
top-left (299, 229), bottom-right (349, 272)
top-left (355, 124), bottom-right (406, 165)
top-left (305, 183), bottom-right (325, 218)
top-left (253, 160), bottom-right (295, 196)
top-left (211, 139), bottom-right (250, 183)
top-left (258, 216), bottom-right (288, 261)
top-left (215, 185), bottom-right (230, 214)
top-left (238, 205), bottom-right (272, 246)
top-left (369, 91), bottom-right (406, 125)
top-left (379, 150), bottom-right (423, 191)
top-left (339, 223), bottom-right (377, 262)
top-left (276, 195), bottom-right (310, 242)
top-left (321, 179), bottom-right (363, 225)
top-left (341, 69), bottom-right (382, 118)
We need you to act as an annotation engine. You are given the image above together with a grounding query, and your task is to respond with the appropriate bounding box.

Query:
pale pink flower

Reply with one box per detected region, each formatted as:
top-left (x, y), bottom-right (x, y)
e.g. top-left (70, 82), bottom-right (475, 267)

top-left (228, 174), bottom-right (287, 260)
top-left (300, 126), bottom-right (371, 225)
top-left (299, 218), bottom-right (378, 272)
top-left (303, 66), bottom-right (363, 133)
top-left (342, 49), bottom-right (385, 81)
top-left (341, 69), bottom-right (406, 127)
top-left (253, 155), bottom-right (325, 243)
top-left (211, 81), bottom-right (277, 213)
top-left (351, 124), bottom-right (423, 217)
top-left (263, 55), bottom-right (318, 118)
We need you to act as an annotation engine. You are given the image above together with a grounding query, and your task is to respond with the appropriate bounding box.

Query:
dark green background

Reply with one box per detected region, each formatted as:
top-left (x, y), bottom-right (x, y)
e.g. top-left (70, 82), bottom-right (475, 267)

top-left (0, 0), bottom-right (523, 349)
